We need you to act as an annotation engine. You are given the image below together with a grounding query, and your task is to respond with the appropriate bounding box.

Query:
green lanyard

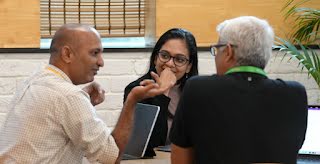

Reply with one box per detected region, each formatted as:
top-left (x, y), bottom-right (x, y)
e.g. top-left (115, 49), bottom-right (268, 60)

top-left (225, 66), bottom-right (267, 77)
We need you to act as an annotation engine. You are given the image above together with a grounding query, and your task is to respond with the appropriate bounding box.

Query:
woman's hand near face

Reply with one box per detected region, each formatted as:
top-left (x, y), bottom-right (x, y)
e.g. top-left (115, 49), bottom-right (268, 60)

top-left (151, 68), bottom-right (177, 96)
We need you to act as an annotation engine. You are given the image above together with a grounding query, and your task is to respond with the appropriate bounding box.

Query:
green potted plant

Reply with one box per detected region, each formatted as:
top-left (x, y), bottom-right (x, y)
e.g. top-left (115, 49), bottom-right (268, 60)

top-left (274, 0), bottom-right (320, 87)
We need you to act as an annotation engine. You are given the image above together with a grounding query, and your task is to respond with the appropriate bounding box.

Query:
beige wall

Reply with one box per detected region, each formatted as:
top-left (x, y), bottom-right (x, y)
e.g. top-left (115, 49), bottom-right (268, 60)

top-left (0, 0), bottom-right (40, 48)
top-left (1, 0), bottom-right (320, 48)
top-left (0, 52), bottom-right (319, 127)
top-left (156, 0), bottom-right (320, 46)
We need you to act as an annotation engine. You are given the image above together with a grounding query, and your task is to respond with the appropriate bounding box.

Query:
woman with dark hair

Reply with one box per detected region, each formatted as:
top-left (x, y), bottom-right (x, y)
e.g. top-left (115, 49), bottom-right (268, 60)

top-left (123, 28), bottom-right (199, 157)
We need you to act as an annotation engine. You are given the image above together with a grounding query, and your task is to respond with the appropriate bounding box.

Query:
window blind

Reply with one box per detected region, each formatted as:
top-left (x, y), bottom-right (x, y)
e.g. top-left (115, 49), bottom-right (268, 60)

top-left (40, 0), bottom-right (145, 38)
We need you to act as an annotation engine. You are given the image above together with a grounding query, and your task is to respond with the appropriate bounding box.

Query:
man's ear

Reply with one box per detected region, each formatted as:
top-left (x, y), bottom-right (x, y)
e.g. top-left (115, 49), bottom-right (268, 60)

top-left (224, 44), bottom-right (236, 64)
top-left (60, 46), bottom-right (73, 64)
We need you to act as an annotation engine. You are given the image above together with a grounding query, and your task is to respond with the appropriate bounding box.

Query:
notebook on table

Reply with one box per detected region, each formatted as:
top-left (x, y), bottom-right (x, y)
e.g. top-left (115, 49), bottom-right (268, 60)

top-left (121, 103), bottom-right (160, 160)
top-left (298, 105), bottom-right (320, 163)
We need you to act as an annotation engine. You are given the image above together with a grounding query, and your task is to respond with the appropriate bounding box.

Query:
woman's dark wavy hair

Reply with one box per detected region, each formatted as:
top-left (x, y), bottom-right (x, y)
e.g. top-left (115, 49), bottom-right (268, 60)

top-left (147, 28), bottom-right (198, 91)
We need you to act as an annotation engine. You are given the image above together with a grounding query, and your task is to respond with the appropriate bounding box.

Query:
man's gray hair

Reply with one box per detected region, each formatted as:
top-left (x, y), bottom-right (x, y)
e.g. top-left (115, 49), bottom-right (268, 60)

top-left (216, 16), bottom-right (274, 69)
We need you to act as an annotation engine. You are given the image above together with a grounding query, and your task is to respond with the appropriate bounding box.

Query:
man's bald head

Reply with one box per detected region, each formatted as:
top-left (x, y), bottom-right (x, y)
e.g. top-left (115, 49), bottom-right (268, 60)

top-left (48, 24), bottom-right (104, 85)
top-left (49, 24), bottom-right (100, 57)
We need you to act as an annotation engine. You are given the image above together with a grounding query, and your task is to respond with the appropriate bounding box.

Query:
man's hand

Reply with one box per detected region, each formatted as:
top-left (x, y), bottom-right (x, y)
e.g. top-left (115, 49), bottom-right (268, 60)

top-left (151, 68), bottom-right (177, 96)
top-left (82, 82), bottom-right (105, 106)
top-left (127, 78), bottom-right (171, 104)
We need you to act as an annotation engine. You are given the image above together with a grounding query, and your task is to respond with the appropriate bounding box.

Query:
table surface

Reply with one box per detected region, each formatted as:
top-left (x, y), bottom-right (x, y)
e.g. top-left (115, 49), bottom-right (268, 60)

top-left (120, 151), bottom-right (171, 164)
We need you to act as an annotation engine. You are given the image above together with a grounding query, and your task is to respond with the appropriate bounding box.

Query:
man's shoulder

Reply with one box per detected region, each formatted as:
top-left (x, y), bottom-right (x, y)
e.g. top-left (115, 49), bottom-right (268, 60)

top-left (185, 75), bottom-right (307, 95)
top-left (182, 75), bottom-right (225, 94)
top-left (267, 78), bottom-right (306, 91)
top-left (188, 74), bottom-right (215, 81)
top-left (187, 74), bottom-right (231, 86)
top-left (32, 71), bottom-right (84, 98)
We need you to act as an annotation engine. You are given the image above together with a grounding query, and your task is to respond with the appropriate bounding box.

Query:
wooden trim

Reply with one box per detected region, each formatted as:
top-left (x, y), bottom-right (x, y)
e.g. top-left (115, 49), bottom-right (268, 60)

top-left (0, 0), bottom-right (40, 48)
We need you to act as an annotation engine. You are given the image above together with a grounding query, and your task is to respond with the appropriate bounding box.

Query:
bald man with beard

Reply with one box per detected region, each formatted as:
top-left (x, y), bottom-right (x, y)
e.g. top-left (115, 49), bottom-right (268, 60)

top-left (0, 24), bottom-right (171, 164)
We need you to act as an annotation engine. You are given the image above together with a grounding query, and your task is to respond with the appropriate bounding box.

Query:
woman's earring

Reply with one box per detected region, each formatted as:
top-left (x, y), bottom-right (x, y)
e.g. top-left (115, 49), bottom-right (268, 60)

top-left (185, 73), bottom-right (189, 79)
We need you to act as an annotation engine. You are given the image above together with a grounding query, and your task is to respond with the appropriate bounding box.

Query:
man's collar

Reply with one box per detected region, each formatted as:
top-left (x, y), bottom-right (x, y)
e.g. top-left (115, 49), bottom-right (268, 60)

top-left (46, 64), bottom-right (73, 83)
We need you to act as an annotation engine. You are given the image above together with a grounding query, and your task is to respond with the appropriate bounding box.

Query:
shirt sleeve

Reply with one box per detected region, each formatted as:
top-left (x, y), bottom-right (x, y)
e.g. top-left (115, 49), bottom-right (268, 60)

top-left (169, 80), bottom-right (193, 148)
top-left (57, 90), bottom-right (119, 164)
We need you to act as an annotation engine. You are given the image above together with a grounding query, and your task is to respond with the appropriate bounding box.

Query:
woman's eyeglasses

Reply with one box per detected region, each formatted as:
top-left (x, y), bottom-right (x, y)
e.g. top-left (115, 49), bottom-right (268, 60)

top-left (158, 51), bottom-right (190, 67)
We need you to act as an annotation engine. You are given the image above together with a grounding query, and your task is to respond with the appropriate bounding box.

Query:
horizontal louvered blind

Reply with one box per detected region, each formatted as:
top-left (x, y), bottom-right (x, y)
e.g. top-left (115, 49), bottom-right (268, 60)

top-left (40, 0), bottom-right (145, 38)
